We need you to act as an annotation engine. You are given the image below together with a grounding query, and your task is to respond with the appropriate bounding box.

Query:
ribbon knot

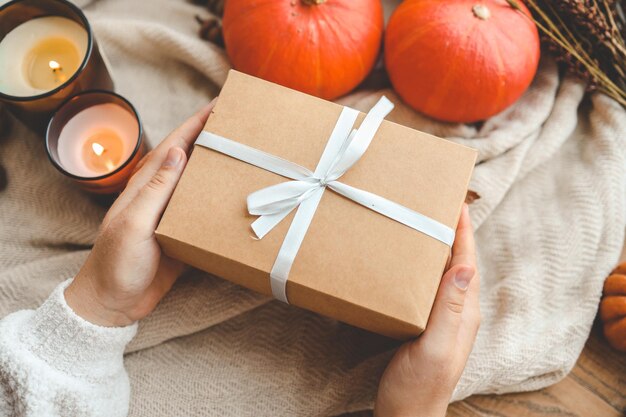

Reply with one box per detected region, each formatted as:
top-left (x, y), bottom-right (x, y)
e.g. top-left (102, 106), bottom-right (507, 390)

top-left (195, 96), bottom-right (455, 304)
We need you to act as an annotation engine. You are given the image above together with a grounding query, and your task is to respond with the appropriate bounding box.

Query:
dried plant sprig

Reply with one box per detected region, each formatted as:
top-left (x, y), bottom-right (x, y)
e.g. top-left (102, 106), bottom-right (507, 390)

top-left (192, 0), bottom-right (225, 47)
top-left (191, 0), bottom-right (225, 17)
top-left (195, 15), bottom-right (224, 47)
top-left (507, 0), bottom-right (626, 106)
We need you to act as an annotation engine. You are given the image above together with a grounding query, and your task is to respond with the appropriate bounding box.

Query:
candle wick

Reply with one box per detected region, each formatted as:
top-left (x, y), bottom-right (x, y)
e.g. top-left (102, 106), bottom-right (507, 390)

top-left (49, 60), bottom-right (67, 83)
top-left (92, 142), bottom-right (105, 156)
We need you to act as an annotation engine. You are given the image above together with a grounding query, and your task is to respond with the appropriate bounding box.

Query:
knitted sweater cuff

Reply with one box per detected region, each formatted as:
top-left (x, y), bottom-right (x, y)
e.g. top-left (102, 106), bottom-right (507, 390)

top-left (17, 279), bottom-right (137, 379)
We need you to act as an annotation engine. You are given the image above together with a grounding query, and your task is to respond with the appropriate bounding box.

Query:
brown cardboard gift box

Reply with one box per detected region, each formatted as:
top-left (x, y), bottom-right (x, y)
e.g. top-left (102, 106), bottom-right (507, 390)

top-left (155, 70), bottom-right (477, 340)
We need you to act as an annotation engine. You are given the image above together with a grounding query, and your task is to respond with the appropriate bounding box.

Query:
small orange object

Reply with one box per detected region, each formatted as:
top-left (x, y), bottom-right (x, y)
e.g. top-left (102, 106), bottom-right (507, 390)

top-left (600, 262), bottom-right (626, 351)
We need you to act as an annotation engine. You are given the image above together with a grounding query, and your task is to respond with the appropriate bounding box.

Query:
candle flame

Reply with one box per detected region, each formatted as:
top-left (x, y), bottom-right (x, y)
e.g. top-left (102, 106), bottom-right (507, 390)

top-left (92, 142), bottom-right (105, 156)
top-left (49, 60), bottom-right (61, 71)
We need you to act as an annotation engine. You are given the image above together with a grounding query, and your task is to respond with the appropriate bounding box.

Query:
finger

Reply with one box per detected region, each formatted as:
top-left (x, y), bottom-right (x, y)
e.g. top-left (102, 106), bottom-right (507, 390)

top-left (125, 99), bottom-right (214, 191)
top-left (450, 205), bottom-right (481, 351)
top-left (457, 204), bottom-right (480, 317)
top-left (122, 146), bottom-right (187, 234)
top-left (164, 99), bottom-right (216, 156)
top-left (105, 100), bottom-right (216, 224)
top-left (449, 204), bottom-right (476, 270)
top-left (421, 264), bottom-right (475, 348)
top-left (456, 270), bottom-right (481, 358)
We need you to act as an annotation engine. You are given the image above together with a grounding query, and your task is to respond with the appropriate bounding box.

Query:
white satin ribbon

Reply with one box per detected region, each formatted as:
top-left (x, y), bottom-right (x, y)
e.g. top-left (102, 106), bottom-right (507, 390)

top-left (195, 97), bottom-right (455, 303)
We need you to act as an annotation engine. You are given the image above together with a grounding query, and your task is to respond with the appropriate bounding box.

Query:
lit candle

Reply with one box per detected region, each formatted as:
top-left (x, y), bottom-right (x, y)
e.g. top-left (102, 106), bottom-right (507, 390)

top-left (47, 91), bottom-right (145, 194)
top-left (56, 103), bottom-right (136, 177)
top-left (0, 0), bottom-right (113, 131)
top-left (0, 16), bottom-right (87, 96)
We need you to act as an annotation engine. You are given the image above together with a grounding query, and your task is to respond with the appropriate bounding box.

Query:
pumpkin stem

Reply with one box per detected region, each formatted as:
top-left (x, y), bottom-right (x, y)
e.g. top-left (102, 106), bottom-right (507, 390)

top-left (472, 4), bottom-right (491, 20)
top-left (301, 0), bottom-right (326, 4)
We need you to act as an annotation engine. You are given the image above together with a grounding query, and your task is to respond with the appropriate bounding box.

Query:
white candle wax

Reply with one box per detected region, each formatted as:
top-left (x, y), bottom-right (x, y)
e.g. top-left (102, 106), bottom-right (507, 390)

top-left (56, 103), bottom-right (139, 178)
top-left (0, 16), bottom-right (88, 97)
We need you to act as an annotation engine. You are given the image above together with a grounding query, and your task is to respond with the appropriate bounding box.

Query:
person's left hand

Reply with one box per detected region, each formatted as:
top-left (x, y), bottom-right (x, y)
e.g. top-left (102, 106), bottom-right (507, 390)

top-left (65, 100), bottom-right (216, 327)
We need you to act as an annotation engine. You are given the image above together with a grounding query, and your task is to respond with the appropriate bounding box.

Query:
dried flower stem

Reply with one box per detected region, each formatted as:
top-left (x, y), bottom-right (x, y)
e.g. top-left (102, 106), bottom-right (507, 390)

top-left (507, 0), bottom-right (626, 106)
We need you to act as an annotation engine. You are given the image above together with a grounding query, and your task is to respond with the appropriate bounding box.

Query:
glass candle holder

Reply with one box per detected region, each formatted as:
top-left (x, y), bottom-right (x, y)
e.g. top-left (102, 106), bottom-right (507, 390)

top-left (0, 0), bottom-right (113, 132)
top-left (46, 90), bottom-right (145, 195)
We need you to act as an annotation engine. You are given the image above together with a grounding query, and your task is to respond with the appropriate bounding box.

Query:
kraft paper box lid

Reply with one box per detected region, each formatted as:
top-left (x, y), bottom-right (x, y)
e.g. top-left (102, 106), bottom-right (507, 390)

top-left (156, 70), bottom-right (477, 340)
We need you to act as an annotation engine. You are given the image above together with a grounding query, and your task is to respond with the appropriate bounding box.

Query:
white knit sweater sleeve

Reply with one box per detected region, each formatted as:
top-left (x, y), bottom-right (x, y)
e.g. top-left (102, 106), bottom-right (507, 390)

top-left (0, 280), bottom-right (137, 417)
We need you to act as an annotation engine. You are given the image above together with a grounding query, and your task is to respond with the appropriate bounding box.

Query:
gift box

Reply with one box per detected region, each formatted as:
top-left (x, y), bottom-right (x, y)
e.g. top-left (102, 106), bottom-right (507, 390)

top-left (155, 70), bottom-right (476, 339)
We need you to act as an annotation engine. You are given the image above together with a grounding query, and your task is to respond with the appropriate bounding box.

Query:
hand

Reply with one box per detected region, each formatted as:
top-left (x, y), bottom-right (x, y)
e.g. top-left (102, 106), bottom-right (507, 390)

top-left (64, 100), bottom-right (216, 327)
top-left (375, 204), bottom-right (480, 417)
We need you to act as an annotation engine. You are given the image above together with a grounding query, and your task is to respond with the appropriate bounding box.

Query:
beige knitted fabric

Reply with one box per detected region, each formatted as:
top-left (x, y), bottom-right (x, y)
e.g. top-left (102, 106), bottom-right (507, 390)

top-left (1, 0), bottom-right (625, 415)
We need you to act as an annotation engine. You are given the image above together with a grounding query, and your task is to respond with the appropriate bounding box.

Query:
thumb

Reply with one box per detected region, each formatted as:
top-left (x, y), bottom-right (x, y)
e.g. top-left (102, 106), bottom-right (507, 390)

top-left (422, 264), bottom-right (475, 346)
top-left (125, 146), bottom-right (187, 232)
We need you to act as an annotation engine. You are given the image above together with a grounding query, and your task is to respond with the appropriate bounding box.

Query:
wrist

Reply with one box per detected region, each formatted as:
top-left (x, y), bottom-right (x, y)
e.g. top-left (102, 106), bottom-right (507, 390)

top-left (3, 280), bottom-right (137, 380)
top-left (65, 275), bottom-right (134, 327)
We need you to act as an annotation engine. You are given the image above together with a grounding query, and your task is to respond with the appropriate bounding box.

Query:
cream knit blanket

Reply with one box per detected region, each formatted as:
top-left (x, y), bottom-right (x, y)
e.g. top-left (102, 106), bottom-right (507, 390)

top-left (1, 0), bottom-right (625, 415)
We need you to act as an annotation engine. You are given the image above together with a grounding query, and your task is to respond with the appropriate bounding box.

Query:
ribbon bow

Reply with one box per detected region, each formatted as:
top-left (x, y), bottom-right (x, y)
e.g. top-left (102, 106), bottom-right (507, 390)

top-left (195, 97), bottom-right (454, 303)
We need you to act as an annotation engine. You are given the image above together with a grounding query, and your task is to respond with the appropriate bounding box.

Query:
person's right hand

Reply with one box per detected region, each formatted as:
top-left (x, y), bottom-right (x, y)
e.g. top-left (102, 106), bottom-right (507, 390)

top-left (375, 204), bottom-right (481, 417)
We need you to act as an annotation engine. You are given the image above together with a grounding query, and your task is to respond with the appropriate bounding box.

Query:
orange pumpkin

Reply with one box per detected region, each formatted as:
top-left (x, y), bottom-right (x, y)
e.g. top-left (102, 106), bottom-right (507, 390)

top-left (600, 262), bottom-right (626, 351)
top-left (384, 0), bottom-right (540, 123)
top-left (222, 0), bottom-right (384, 100)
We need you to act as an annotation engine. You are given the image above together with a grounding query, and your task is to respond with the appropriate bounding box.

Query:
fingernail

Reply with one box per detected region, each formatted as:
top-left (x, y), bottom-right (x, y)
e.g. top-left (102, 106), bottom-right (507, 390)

top-left (454, 267), bottom-right (474, 290)
top-left (163, 148), bottom-right (182, 168)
